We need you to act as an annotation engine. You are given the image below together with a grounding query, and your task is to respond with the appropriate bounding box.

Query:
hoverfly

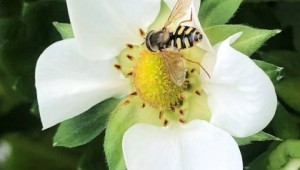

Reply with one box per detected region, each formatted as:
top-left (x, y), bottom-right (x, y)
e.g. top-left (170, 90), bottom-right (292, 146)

top-left (145, 0), bottom-right (208, 86)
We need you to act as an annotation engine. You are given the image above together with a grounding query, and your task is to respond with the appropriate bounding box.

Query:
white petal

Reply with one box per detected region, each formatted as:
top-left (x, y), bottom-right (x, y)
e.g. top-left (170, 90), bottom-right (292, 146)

top-left (66, 0), bottom-right (161, 60)
top-left (123, 120), bottom-right (243, 170)
top-left (201, 33), bottom-right (277, 137)
top-left (164, 0), bottom-right (200, 14)
top-left (35, 39), bottom-right (130, 129)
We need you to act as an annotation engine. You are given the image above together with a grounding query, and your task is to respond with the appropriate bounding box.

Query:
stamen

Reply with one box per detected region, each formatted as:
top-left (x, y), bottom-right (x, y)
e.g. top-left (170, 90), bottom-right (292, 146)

top-left (159, 111), bottom-right (163, 120)
top-left (126, 54), bottom-right (134, 61)
top-left (177, 100), bottom-right (183, 106)
top-left (114, 64), bottom-right (121, 70)
top-left (170, 105), bottom-right (175, 112)
top-left (179, 118), bottom-right (185, 124)
top-left (127, 72), bottom-right (133, 76)
top-left (163, 120), bottom-right (169, 126)
top-left (124, 100), bottom-right (130, 105)
top-left (179, 109), bottom-right (184, 115)
top-left (183, 80), bottom-right (191, 90)
top-left (190, 68), bottom-right (196, 73)
top-left (139, 28), bottom-right (145, 37)
top-left (195, 90), bottom-right (201, 96)
top-left (141, 103), bottom-right (146, 108)
top-left (178, 93), bottom-right (185, 100)
top-left (130, 92), bottom-right (137, 96)
top-left (126, 44), bottom-right (134, 49)
top-left (185, 71), bottom-right (189, 79)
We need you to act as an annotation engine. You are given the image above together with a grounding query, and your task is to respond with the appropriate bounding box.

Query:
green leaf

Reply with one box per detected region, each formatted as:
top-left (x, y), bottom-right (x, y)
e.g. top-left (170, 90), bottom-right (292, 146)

top-left (262, 50), bottom-right (300, 76)
top-left (277, 78), bottom-right (300, 113)
top-left (235, 131), bottom-right (282, 146)
top-left (2, 133), bottom-right (78, 170)
top-left (0, 0), bottom-right (69, 99)
top-left (246, 0), bottom-right (300, 2)
top-left (254, 60), bottom-right (283, 83)
top-left (261, 50), bottom-right (300, 112)
top-left (272, 103), bottom-right (300, 140)
top-left (53, 22), bottom-right (74, 39)
top-left (205, 24), bottom-right (280, 56)
top-left (246, 151), bottom-right (271, 170)
top-left (0, 0), bottom-right (23, 18)
top-left (78, 145), bottom-right (106, 170)
top-left (78, 135), bottom-right (108, 170)
top-left (272, 2), bottom-right (300, 52)
top-left (53, 98), bottom-right (120, 148)
top-left (268, 139), bottom-right (300, 170)
top-left (199, 0), bottom-right (243, 28)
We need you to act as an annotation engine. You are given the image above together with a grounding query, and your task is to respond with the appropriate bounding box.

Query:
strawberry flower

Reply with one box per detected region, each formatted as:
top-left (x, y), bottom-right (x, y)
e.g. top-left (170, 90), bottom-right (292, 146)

top-left (35, 0), bottom-right (277, 169)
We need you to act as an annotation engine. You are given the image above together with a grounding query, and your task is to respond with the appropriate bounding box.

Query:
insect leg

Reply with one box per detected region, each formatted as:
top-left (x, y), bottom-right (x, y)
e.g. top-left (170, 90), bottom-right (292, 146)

top-left (184, 58), bottom-right (211, 78)
top-left (179, 9), bottom-right (193, 25)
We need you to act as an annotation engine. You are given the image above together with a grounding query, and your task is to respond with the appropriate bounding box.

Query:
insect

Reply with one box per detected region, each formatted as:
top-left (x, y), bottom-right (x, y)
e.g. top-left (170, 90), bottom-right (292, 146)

top-left (145, 0), bottom-right (209, 86)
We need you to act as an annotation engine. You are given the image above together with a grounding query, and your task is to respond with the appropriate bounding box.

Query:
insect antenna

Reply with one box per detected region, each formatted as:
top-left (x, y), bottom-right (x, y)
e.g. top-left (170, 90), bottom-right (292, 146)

top-left (184, 58), bottom-right (211, 78)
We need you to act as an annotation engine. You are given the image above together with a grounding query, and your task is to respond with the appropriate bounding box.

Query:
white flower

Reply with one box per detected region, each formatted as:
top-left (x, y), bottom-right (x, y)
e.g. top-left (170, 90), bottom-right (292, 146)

top-left (122, 33), bottom-right (277, 170)
top-left (35, 0), bottom-right (277, 170)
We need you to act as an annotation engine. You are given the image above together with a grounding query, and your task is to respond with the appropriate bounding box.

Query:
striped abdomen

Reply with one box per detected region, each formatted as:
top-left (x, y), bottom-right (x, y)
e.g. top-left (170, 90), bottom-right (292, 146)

top-left (164, 26), bottom-right (202, 50)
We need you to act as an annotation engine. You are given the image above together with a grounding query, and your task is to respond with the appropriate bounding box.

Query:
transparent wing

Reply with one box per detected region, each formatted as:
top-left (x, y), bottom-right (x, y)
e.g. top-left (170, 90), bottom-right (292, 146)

top-left (164, 0), bottom-right (192, 28)
top-left (160, 49), bottom-right (186, 86)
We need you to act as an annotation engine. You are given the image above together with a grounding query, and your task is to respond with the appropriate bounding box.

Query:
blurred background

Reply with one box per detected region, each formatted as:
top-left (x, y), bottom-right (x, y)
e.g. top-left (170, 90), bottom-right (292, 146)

top-left (0, 0), bottom-right (299, 169)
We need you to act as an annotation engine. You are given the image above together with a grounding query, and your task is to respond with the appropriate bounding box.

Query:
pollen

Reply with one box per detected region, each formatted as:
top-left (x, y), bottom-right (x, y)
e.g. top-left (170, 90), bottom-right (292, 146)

top-left (133, 50), bottom-right (182, 109)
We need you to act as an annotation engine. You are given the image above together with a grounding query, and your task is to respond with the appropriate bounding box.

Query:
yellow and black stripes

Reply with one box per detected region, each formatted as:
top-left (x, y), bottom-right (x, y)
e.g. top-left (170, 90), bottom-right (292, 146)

top-left (164, 26), bottom-right (201, 50)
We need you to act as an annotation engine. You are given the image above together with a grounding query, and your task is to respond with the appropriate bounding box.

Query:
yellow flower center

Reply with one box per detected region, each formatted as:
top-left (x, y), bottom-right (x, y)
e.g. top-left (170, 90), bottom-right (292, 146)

top-left (133, 50), bottom-right (183, 109)
top-left (115, 45), bottom-right (211, 124)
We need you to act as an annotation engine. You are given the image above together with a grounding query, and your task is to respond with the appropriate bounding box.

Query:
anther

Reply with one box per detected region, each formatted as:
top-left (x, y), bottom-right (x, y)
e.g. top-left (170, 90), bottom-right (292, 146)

top-left (183, 80), bottom-right (191, 90)
top-left (185, 71), bottom-right (189, 79)
top-left (159, 111), bottom-right (163, 120)
top-left (195, 90), bottom-right (201, 96)
top-left (191, 68), bottom-right (196, 73)
top-left (127, 72), bottom-right (133, 76)
top-left (139, 28), bottom-right (145, 37)
top-left (178, 100), bottom-right (184, 106)
top-left (126, 44), bottom-right (134, 49)
top-left (179, 118), bottom-right (185, 124)
top-left (124, 100), bottom-right (130, 105)
top-left (179, 109), bottom-right (184, 115)
top-left (141, 103), bottom-right (146, 108)
top-left (178, 93), bottom-right (185, 100)
top-left (114, 64), bottom-right (121, 70)
top-left (163, 120), bottom-right (169, 126)
top-left (126, 54), bottom-right (134, 60)
top-left (130, 92), bottom-right (137, 96)
top-left (170, 105), bottom-right (175, 112)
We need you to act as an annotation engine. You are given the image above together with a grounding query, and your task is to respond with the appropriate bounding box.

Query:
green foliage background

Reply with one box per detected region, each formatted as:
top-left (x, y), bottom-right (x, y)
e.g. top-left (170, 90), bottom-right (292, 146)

top-left (0, 0), bottom-right (300, 169)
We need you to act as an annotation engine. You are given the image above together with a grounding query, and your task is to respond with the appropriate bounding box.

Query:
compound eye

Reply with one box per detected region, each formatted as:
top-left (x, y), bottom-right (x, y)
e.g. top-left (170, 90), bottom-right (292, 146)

top-left (194, 33), bottom-right (203, 42)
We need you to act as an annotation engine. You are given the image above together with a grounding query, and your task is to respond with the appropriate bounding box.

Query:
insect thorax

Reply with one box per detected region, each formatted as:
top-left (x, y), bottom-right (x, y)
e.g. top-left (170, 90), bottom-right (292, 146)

top-left (145, 30), bottom-right (172, 52)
